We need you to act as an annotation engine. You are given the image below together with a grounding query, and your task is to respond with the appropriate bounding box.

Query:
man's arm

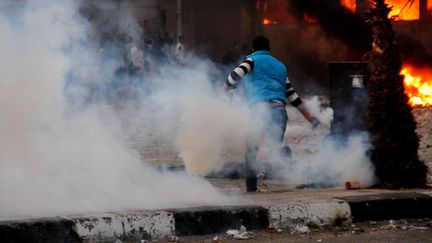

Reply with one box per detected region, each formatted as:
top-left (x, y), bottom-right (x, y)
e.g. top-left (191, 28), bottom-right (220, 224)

top-left (286, 77), bottom-right (320, 128)
top-left (223, 58), bottom-right (254, 92)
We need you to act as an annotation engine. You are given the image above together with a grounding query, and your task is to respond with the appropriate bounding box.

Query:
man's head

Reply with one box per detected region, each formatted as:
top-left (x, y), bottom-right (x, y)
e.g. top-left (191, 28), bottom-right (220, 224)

top-left (252, 36), bottom-right (270, 52)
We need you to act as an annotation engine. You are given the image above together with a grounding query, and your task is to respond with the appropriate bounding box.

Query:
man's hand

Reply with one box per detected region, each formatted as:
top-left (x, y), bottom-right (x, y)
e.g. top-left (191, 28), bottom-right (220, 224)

top-left (222, 83), bottom-right (229, 92)
top-left (296, 103), bottom-right (320, 129)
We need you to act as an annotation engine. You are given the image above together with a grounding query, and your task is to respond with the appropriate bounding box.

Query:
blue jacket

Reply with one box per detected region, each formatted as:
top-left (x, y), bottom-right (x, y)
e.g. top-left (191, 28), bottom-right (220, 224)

top-left (244, 50), bottom-right (287, 105)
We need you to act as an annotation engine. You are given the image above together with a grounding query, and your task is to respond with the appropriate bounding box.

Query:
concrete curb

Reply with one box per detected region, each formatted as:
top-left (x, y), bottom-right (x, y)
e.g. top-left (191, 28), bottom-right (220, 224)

top-left (1, 192), bottom-right (431, 242)
top-left (339, 192), bottom-right (432, 222)
top-left (267, 200), bottom-right (351, 229)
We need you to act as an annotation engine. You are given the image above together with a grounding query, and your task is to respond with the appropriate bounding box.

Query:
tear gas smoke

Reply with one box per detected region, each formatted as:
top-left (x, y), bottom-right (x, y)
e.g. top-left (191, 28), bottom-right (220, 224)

top-left (0, 0), bottom-right (376, 220)
top-left (0, 0), bottom-right (235, 220)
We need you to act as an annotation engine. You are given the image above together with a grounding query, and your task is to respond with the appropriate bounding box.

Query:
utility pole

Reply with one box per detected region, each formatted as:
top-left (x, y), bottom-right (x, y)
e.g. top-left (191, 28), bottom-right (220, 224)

top-left (419, 0), bottom-right (428, 22)
top-left (177, 0), bottom-right (182, 37)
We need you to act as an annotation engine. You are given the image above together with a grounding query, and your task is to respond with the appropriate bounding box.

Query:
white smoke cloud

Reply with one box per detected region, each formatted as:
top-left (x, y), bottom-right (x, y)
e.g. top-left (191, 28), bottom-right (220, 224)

top-left (0, 0), bottom-right (377, 221)
top-left (0, 0), bottom-right (235, 220)
top-left (280, 98), bottom-right (376, 188)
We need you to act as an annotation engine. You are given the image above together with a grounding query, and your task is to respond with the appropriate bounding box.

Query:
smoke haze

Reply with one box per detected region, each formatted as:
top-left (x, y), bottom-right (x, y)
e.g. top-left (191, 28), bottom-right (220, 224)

top-left (0, 0), bottom-right (376, 220)
top-left (0, 0), bottom-right (235, 220)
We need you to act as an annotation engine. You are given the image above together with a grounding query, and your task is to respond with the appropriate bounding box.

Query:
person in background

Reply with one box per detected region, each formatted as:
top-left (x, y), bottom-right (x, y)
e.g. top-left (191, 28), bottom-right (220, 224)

top-left (174, 35), bottom-right (185, 62)
top-left (222, 36), bottom-right (320, 192)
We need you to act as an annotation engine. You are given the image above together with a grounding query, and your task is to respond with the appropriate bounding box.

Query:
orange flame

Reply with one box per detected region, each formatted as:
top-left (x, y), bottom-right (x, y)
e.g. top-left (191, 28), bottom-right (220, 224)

top-left (402, 64), bottom-right (432, 107)
top-left (340, 0), bottom-right (357, 13)
top-left (262, 17), bottom-right (279, 25)
top-left (429, 0), bottom-right (432, 14)
top-left (386, 0), bottom-right (420, 21)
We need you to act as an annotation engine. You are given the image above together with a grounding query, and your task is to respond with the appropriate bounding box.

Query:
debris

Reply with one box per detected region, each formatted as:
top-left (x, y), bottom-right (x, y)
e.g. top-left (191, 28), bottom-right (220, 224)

top-left (265, 226), bottom-right (276, 233)
top-left (226, 225), bottom-right (254, 240)
top-left (345, 181), bottom-right (361, 190)
top-left (239, 225), bottom-right (247, 234)
top-left (167, 235), bottom-right (179, 242)
top-left (291, 225), bottom-right (310, 234)
top-left (317, 239), bottom-right (322, 242)
top-left (410, 226), bottom-right (428, 230)
top-left (352, 227), bottom-right (365, 234)
top-left (226, 229), bottom-right (240, 235)
top-left (277, 228), bottom-right (283, 233)
top-left (381, 220), bottom-right (397, 230)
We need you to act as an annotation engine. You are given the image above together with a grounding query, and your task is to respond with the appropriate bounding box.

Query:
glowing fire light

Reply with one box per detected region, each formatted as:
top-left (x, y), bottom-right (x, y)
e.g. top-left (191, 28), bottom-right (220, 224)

top-left (340, 0), bottom-right (357, 13)
top-left (262, 17), bottom-right (278, 25)
top-left (386, 0), bottom-right (420, 21)
top-left (429, 0), bottom-right (432, 16)
top-left (402, 64), bottom-right (432, 107)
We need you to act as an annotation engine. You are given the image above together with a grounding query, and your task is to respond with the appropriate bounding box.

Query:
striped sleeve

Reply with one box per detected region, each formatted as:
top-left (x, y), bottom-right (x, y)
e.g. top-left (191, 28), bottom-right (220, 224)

top-left (225, 58), bottom-right (254, 88)
top-left (286, 77), bottom-right (302, 107)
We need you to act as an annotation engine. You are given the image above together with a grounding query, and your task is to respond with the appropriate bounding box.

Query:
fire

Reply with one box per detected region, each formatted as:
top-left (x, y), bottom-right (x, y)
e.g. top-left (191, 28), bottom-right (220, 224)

top-left (402, 64), bottom-right (432, 107)
top-left (340, 0), bottom-right (357, 12)
top-left (262, 17), bottom-right (279, 25)
top-left (429, 0), bottom-right (432, 13)
top-left (386, 0), bottom-right (420, 21)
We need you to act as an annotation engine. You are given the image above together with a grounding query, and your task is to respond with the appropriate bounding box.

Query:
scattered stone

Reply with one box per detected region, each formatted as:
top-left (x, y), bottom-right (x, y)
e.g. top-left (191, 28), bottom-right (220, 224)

top-left (239, 225), bottom-right (247, 234)
top-left (226, 225), bottom-right (254, 240)
top-left (291, 225), bottom-right (310, 234)
top-left (352, 227), bottom-right (365, 234)
top-left (167, 235), bottom-right (179, 242)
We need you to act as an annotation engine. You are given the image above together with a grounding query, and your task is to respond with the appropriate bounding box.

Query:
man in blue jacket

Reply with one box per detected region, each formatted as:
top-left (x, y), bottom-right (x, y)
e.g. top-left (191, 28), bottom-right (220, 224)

top-left (223, 36), bottom-right (319, 192)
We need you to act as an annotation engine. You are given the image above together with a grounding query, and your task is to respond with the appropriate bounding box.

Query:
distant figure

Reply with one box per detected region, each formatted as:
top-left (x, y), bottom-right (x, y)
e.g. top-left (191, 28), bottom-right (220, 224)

top-left (174, 36), bottom-right (185, 62)
top-left (127, 43), bottom-right (145, 73)
top-left (222, 36), bottom-right (320, 192)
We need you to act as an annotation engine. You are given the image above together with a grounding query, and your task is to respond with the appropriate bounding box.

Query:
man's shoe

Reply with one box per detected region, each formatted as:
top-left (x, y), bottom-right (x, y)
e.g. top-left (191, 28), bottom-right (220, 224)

top-left (246, 177), bottom-right (257, 192)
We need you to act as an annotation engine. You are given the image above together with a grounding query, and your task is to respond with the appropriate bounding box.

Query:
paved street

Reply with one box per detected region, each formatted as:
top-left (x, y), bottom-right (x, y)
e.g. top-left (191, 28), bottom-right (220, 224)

top-left (164, 219), bottom-right (432, 243)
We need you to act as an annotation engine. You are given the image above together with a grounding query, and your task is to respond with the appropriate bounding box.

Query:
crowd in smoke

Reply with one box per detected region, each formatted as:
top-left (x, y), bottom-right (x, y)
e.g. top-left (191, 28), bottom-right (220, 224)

top-left (0, 0), bottom-right (377, 220)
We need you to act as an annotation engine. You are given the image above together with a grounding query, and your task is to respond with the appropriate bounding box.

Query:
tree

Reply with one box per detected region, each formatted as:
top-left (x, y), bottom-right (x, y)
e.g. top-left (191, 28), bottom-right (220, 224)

top-left (364, 0), bottom-right (428, 188)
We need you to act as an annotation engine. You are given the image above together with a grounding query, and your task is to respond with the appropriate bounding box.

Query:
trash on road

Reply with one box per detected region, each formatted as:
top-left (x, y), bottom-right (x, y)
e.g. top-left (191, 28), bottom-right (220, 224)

top-left (226, 225), bottom-right (255, 240)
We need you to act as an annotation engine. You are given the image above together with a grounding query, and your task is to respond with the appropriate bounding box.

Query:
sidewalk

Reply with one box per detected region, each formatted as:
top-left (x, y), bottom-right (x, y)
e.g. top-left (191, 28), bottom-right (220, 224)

top-left (1, 180), bottom-right (431, 242)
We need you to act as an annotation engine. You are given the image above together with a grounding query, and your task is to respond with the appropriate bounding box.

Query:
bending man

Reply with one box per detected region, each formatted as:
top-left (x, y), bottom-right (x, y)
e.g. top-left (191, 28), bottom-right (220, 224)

top-left (223, 36), bottom-right (319, 192)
